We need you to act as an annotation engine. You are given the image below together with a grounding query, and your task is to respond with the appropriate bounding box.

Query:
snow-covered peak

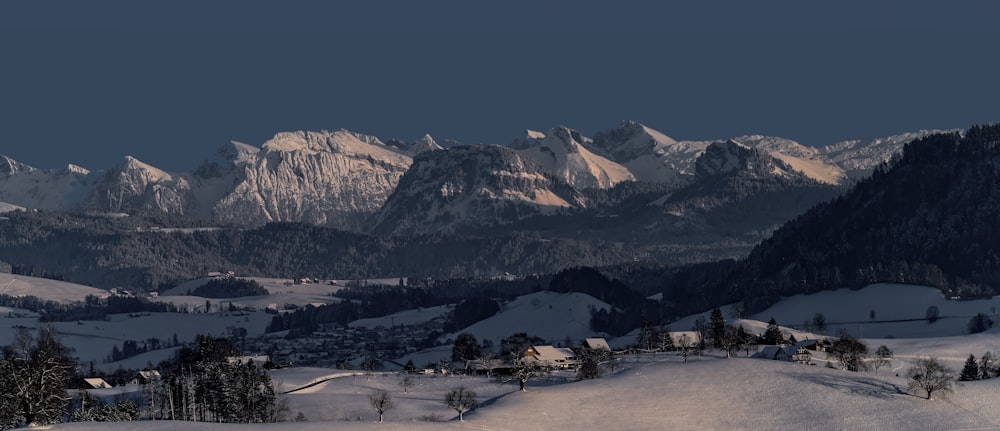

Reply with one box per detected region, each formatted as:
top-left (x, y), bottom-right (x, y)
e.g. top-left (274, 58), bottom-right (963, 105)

top-left (590, 122), bottom-right (706, 184)
top-left (59, 164), bottom-right (90, 176)
top-left (0, 155), bottom-right (35, 176)
top-left (261, 129), bottom-right (409, 164)
top-left (734, 135), bottom-right (818, 159)
top-left (517, 126), bottom-right (633, 189)
top-left (220, 141), bottom-right (260, 165)
top-left (525, 129), bottom-right (546, 140)
top-left (591, 121), bottom-right (680, 160)
top-left (414, 134), bottom-right (444, 154)
top-left (191, 141), bottom-right (260, 181)
top-left (371, 144), bottom-right (585, 237)
top-left (119, 155), bottom-right (173, 183)
top-left (385, 134), bottom-right (444, 156)
top-left (696, 139), bottom-right (801, 180)
top-left (510, 129), bottom-right (547, 149)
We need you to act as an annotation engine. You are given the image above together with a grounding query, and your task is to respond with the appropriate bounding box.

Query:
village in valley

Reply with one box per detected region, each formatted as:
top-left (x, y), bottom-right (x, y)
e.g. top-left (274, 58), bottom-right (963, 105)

top-left (3, 268), bottom-right (1000, 430)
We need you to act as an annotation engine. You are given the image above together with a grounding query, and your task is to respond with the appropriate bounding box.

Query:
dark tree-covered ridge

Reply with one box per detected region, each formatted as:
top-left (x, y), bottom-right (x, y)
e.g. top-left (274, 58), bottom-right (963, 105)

top-left (734, 125), bottom-right (1000, 311)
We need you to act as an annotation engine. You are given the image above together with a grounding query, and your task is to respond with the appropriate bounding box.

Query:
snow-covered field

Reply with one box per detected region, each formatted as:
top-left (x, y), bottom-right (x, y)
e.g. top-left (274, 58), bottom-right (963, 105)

top-left (33, 345), bottom-right (1000, 431)
top-left (0, 273), bottom-right (108, 303)
top-left (7, 276), bottom-right (1000, 429)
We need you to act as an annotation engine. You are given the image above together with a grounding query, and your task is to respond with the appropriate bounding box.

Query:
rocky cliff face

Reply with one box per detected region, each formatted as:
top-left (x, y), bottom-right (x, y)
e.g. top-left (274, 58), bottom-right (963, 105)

top-left (695, 140), bottom-right (804, 180)
top-left (211, 130), bottom-right (412, 230)
top-left (86, 156), bottom-right (190, 214)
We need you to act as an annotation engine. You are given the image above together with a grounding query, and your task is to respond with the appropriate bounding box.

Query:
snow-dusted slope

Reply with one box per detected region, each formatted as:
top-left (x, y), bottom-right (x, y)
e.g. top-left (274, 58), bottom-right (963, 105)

top-left (0, 273), bottom-right (109, 303)
top-left (0, 201), bottom-right (23, 213)
top-left (695, 139), bottom-right (811, 182)
top-left (183, 141), bottom-right (260, 219)
top-left (749, 283), bottom-right (1000, 339)
top-left (385, 134), bottom-right (444, 156)
top-left (0, 155), bottom-right (34, 175)
top-left (0, 156), bottom-right (96, 209)
top-left (510, 129), bottom-right (547, 149)
top-left (732, 135), bottom-right (845, 185)
top-left (213, 130), bottom-right (412, 230)
top-left (370, 145), bottom-right (585, 236)
top-left (819, 130), bottom-right (951, 180)
top-left (517, 126), bottom-right (634, 189)
top-left (441, 290), bottom-right (611, 347)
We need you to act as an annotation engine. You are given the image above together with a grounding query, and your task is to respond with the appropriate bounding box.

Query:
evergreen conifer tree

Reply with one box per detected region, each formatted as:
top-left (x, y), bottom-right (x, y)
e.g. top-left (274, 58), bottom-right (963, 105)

top-left (763, 318), bottom-right (783, 345)
top-left (709, 308), bottom-right (725, 348)
top-left (960, 354), bottom-right (980, 381)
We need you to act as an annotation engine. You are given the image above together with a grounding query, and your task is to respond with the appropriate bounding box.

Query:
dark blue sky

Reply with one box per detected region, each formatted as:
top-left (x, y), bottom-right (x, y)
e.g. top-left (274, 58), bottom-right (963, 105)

top-left (3, 1), bottom-right (1000, 171)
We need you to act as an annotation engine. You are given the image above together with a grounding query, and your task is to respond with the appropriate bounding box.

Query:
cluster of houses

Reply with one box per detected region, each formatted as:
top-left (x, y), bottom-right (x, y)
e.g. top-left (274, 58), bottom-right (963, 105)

top-left (82, 370), bottom-right (161, 390)
top-left (244, 315), bottom-right (450, 368)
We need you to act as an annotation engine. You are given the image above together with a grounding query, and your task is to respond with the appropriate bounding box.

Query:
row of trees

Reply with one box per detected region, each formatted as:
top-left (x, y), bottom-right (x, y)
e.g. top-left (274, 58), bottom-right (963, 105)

top-left (155, 335), bottom-right (283, 423)
top-left (368, 386), bottom-right (478, 422)
top-left (189, 277), bottom-right (268, 298)
top-left (960, 352), bottom-right (1000, 381)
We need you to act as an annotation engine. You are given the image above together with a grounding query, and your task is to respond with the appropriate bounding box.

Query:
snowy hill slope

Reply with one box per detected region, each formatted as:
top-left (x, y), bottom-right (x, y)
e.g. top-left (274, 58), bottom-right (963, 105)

top-left (43, 341), bottom-right (1000, 430)
top-left (749, 283), bottom-right (1000, 339)
top-left (820, 130), bottom-right (952, 180)
top-left (0, 273), bottom-right (109, 303)
top-left (0, 201), bottom-right (24, 213)
top-left (440, 291), bottom-right (611, 347)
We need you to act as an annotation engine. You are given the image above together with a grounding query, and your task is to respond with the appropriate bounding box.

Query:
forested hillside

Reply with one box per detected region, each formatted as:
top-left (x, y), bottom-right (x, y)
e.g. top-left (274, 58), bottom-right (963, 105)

top-left (0, 215), bottom-right (632, 290)
top-left (589, 125), bottom-right (1000, 320)
top-left (735, 125), bottom-right (1000, 310)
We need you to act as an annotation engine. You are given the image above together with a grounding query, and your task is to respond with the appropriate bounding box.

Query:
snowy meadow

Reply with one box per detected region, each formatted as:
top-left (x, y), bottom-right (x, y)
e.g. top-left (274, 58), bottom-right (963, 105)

top-left (5, 275), bottom-right (1000, 430)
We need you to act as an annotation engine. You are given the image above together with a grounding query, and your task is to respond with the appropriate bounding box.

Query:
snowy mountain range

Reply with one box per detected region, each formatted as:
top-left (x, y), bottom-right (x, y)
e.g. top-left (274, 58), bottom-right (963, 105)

top-left (0, 122), bottom-right (947, 235)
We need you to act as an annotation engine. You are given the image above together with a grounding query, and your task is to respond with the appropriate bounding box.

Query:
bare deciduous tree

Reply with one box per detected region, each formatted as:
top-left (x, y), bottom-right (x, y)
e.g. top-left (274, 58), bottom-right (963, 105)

top-left (367, 389), bottom-right (393, 423)
top-left (676, 334), bottom-right (695, 362)
top-left (398, 375), bottom-right (414, 393)
top-left (2, 326), bottom-right (74, 427)
top-left (872, 345), bottom-right (893, 375)
top-left (907, 356), bottom-right (956, 400)
top-left (500, 358), bottom-right (551, 391)
top-left (444, 386), bottom-right (477, 421)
